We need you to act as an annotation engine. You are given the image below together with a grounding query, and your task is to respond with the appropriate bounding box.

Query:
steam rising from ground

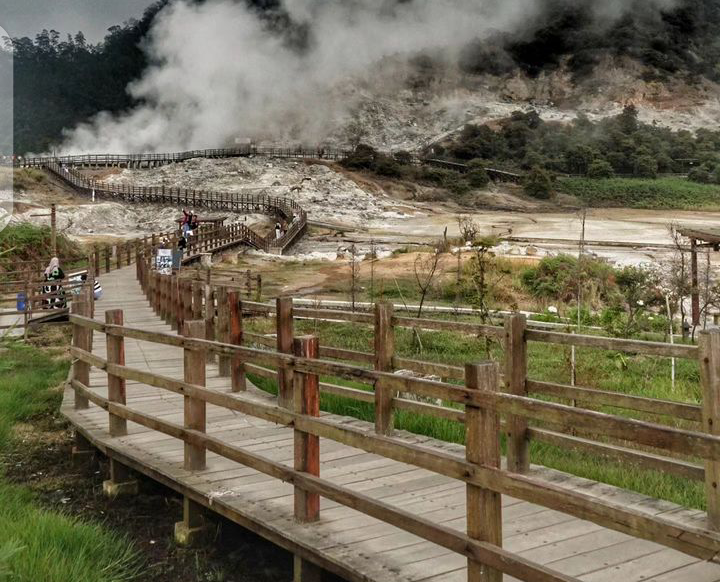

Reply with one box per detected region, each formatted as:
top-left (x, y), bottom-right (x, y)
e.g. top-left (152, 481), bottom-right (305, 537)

top-left (61, 0), bottom-right (678, 154)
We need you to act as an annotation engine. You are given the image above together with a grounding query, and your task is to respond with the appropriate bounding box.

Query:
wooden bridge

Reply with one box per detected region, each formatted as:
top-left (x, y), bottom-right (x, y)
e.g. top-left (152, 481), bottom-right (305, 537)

top-left (59, 237), bottom-right (720, 582)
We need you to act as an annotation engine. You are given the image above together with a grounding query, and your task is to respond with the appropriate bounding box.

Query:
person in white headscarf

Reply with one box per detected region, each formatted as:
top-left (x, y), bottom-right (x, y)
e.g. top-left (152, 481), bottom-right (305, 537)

top-left (43, 257), bottom-right (66, 309)
top-left (44, 257), bottom-right (64, 281)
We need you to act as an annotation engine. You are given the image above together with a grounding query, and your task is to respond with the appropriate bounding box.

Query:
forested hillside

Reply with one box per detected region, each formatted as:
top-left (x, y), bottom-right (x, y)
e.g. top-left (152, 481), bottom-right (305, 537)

top-left (7, 0), bottom-right (720, 154)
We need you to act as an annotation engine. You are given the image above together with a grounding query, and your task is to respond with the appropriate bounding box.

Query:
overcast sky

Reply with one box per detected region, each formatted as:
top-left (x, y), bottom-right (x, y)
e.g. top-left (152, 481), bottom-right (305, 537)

top-left (0, 0), bottom-right (155, 42)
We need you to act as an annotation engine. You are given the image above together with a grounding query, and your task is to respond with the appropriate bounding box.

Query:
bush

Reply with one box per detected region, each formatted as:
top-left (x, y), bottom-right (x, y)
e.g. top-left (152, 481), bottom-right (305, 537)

top-left (633, 155), bottom-right (659, 179)
top-left (688, 166), bottom-right (712, 183)
top-left (420, 167), bottom-right (457, 186)
top-left (341, 143), bottom-right (377, 170)
top-left (373, 156), bottom-right (403, 177)
top-left (587, 159), bottom-right (614, 179)
top-left (524, 166), bottom-right (553, 199)
top-left (393, 150), bottom-right (414, 165)
top-left (467, 168), bottom-right (490, 188)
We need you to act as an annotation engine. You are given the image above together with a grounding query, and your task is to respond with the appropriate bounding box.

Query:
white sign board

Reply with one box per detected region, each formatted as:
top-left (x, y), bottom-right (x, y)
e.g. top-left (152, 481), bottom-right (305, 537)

top-left (156, 249), bottom-right (173, 275)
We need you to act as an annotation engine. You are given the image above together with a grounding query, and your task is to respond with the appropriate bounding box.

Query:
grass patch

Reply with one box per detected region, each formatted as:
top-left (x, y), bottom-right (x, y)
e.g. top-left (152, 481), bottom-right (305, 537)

top-left (557, 177), bottom-right (720, 209)
top-left (0, 223), bottom-right (85, 277)
top-left (0, 340), bottom-right (142, 582)
top-left (246, 316), bottom-right (705, 509)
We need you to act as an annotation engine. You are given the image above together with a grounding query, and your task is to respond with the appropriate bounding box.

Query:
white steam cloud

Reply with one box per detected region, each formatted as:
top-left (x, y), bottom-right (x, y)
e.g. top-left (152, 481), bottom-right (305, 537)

top-left (61, 0), bottom-right (678, 154)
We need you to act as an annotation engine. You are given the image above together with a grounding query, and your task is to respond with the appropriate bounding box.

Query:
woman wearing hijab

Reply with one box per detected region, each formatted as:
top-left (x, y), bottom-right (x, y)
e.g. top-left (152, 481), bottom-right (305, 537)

top-left (43, 257), bottom-right (67, 309)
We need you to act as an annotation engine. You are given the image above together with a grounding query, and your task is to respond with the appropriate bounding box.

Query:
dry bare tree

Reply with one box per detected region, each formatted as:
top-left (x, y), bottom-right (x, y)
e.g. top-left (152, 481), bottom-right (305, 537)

top-left (413, 244), bottom-right (444, 317)
top-left (457, 215), bottom-right (480, 243)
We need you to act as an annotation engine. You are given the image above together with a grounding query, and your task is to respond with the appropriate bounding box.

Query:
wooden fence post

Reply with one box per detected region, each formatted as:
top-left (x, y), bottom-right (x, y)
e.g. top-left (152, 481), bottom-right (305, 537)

top-left (105, 310), bottom-right (127, 437)
top-left (228, 291), bottom-right (246, 392)
top-left (153, 272), bottom-right (160, 314)
top-left (183, 320), bottom-right (206, 471)
top-left (217, 286), bottom-right (231, 376)
top-left (465, 362), bottom-right (502, 582)
top-left (504, 313), bottom-right (529, 473)
top-left (181, 280), bottom-right (193, 331)
top-left (293, 335), bottom-right (320, 523)
top-left (374, 301), bottom-right (395, 372)
top-left (159, 275), bottom-right (168, 321)
top-left (93, 245), bottom-right (100, 275)
top-left (116, 244), bottom-right (122, 270)
top-left (104, 245), bottom-right (111, 273)
top-left (171, 276), bottom-right (180, 331)
top-left (71, 293), bottom-right (92, 410)
top-left (374, 301), bottom-right (395, 435)
top-left (277, 296), bottom-right (294, 409)
top-left (204, 285), bottom-right (216, 364)
top-left (192, 282), bottom-right (203, 320)
top-left (700, 329), bottom-right (720, 530)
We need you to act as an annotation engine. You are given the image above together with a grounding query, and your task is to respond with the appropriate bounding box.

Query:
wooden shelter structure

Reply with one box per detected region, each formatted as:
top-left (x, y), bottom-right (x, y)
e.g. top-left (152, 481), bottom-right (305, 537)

top-left (678, 227), bottom-right (720, 326)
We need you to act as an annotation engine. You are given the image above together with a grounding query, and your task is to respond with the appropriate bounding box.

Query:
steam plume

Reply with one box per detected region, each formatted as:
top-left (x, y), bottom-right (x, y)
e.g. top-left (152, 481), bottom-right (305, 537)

top-left (61, 0), bottom-right (678, 154)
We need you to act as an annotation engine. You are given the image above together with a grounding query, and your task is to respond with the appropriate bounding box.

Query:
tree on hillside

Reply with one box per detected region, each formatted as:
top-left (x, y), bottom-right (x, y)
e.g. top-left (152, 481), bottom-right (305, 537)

top-left (587, 159), bottom-right (614, 179)
top-left (524, 166), bottom-right (553, 199)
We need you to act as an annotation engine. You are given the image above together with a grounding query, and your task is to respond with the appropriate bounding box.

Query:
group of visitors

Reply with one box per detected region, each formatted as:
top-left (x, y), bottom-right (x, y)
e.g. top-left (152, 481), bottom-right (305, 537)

top-left (179, 208), bottom-right (200, 253)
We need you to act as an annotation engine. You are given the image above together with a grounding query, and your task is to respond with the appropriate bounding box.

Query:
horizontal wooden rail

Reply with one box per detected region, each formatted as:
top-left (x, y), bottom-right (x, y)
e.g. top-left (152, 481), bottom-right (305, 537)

top-left (68, 315), bottom-right (720, 463)
top-left (526, 328), bottom-right (698, 359)
top-left (245, 302), bottom-right (691, 360)
top-left (527, 380), bottom-right (702, 423)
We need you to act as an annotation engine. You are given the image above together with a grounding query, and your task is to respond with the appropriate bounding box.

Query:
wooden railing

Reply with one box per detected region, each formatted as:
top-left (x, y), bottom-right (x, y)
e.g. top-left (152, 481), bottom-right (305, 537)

top-left (132, 261), bottom-right (720, 533)
top-left (68, 292), bottom-right (720, 582)
top-left (43, 161), bottom-right (306, 254)
top-left (16, 145), bottom-right (351, 168)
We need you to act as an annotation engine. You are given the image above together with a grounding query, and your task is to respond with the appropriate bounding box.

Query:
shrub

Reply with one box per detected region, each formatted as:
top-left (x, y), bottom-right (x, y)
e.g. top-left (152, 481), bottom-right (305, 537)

top-left (420, 167), bottom-right (456, 186)
top-left (373, 156), bottom-right (403, 177)
top-left (587, 159), bottom-right (614, 179)
top-left (341, 143), bottom-right (377, 170)
top-left (688, 166), bottom-right (711, 183)
top-left (467, 168), bottom-right (490, 188)
top-left (524, 166), bottom-right (553, 199)
top-left (393, 150), bottom-right (414, 165)
top-left (633, 155), bottom-right (658, 179)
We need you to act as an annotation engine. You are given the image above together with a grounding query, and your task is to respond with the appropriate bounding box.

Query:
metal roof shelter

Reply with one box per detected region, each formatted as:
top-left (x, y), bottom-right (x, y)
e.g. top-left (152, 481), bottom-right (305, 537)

top-left (677, 227), bottom-right (720, 326)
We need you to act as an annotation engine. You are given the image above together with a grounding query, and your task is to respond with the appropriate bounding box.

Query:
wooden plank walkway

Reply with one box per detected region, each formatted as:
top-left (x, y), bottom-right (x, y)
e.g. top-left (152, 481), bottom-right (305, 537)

top-left (61, 266), bottom-right (720, 582)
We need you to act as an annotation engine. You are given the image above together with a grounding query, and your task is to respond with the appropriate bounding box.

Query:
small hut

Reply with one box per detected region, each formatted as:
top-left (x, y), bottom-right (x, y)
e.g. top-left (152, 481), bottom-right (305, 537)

top-left (677, 227), bottom-right (720, 326)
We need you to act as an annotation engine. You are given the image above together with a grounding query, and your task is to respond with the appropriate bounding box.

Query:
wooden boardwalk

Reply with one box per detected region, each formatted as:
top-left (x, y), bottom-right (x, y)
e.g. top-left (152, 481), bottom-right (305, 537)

top-left (61, 266), bottom-right (720, 582)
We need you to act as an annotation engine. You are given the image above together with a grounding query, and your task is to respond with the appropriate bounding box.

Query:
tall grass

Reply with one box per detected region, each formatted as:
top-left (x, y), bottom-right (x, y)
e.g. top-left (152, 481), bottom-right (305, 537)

top-left (0, 340), bottom-right (142, 582)
top-left (246, 317), bottom-right (706, 509)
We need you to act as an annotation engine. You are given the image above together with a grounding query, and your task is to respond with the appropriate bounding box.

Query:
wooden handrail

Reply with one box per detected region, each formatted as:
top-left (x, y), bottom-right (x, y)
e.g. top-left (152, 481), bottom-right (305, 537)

top-left (68, 344), bottom-right (720, 563)
top-left (68, 315), bottom-right (720, 462)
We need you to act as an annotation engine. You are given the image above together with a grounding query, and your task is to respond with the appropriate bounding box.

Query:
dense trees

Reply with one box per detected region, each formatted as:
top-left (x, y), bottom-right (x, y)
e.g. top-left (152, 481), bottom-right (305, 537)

top-left (8, 1), bottom-right (169, 154)
top-left (461, 0), bottom-right (720, 82)
top-left (441, 105), bottom-right (720, 178)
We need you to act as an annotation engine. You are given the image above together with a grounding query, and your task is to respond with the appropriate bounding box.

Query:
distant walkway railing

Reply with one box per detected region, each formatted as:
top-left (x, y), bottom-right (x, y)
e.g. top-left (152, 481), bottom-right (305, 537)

top-left (14, 145), bottom-right (351, 169)
top-left (11, 146), bottom-right (315, 254)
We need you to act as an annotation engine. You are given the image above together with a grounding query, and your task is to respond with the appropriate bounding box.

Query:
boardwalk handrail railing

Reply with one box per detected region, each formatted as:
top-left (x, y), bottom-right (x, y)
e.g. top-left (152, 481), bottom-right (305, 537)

top-left (133, 251), bottom-right (718, 501)
top-left (15, 145), bottom-right (352, 168)
top-left (68, 310), bottom-right (720, 574)
top-left (133, 259), bottom-right (720, 532)
top-left (45, 160), bottom-right (306, 253)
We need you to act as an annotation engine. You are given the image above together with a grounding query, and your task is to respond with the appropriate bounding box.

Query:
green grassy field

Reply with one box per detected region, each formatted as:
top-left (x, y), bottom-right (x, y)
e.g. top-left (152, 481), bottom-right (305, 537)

top-left (246, 317), bottom-right (705, 509)
top-left (0, 340), bottom-right (141, 582)
top-left (556, 176), bottom-right (720, 209)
